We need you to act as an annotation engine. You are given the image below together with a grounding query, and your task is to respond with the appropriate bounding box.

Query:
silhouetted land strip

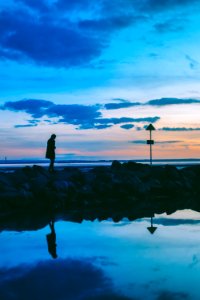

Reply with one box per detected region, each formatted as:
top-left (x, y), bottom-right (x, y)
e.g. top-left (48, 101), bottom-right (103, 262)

top-left (0, 161), bottom-right (200, 231)
top-left (1, 158), bottom-right (200, 171)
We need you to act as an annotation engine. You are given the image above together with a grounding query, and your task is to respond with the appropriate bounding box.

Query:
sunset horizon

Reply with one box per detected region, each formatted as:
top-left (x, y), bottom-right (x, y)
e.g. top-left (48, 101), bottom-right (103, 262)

top-left (1, 0), bottom-right (200, 160)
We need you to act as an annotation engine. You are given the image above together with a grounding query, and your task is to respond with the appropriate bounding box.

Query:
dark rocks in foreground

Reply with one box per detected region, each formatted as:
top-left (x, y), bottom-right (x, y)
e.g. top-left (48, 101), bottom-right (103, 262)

top-left (0, 161), bottom-right (200, 225)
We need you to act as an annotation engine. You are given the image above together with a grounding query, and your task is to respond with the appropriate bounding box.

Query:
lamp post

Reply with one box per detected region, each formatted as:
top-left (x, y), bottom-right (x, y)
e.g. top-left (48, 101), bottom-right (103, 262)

top-left (146, 123), bottom-right (155, 165)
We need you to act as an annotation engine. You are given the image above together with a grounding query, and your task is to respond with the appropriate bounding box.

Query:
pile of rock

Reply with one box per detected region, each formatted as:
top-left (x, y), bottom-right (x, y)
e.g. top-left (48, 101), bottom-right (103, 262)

top-left (0, 161), bottom-right (200, 217)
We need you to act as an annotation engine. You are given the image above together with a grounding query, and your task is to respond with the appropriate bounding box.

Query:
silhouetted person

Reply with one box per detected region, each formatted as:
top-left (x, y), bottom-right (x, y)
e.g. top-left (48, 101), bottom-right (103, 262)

top-left (46, 220), bottom-right (57, 259)
top-left (46, 134), bottom-right (56, 172)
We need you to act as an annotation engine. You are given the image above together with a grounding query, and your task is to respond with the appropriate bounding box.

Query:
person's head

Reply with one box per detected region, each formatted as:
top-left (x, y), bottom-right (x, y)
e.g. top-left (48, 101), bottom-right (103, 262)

top-left (51, 134), bottom-right (56, 139)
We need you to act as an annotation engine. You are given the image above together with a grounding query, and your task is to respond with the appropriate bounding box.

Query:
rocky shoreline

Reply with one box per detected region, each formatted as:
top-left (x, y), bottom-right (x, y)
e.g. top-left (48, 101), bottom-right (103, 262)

top-left (0, 161), bottom-right (200, 227)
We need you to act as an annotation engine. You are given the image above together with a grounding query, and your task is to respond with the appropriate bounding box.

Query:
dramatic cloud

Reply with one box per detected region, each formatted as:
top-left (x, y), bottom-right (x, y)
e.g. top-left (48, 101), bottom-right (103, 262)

top-left (3, 0), bottom-right (198, 68)
top-left (120, 124), bottom-right (134, 130)
top-left (0, 0), bottom-right (144, 68)
top-left (0, 9), bottom-right (105, 67)
top-left (97, 117), bottom-right (160, 125)
top-left (14, 124), bottom-right (37, 128)
top-left (2, 96), bottom-right (200, 132)
top-left (146, 98), bottom-right (200, 106)
top-left (76, 116), bottom-right (160, 129)
top-left (161, 127), bottom-right (200, 131)
top-left (1, 99), bottom-right (101, 128)
top-left (0, 259), bottom-right (132, 300)
top-left (104, 102), bottom-right (141, 110)
top-left (130, 140), bottom-right (146, 144)
top-left (0, 99), bottom-right (160, 130)
top-left (1, 99), bottom-right (53, 118)
top-left (99, 0), bottom-right (200, 17)
top-left (46, 104), bottom-right (102, 125)
top-left (105, 98), bottom-right (200, 110)
top-left (78, 15), bottom-right (137, 33)
top-left (104, 0), bottom-right (199, 13)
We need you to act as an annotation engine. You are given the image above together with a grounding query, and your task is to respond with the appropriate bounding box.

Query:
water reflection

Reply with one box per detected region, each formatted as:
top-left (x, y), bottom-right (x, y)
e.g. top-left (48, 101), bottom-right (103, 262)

top-left (147, 216), bottom-right (158, 235)
top-left (46, 220), bottom-right (57, 259)
top-left (0, 259), bottom-right (132, 300)
top-left (1, 209), bottom-right (200, 299)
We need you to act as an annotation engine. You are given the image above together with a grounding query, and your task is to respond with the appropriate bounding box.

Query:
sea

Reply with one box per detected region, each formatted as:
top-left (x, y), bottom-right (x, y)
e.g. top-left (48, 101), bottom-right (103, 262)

top-left (0, 158), bottom-right (200, 171)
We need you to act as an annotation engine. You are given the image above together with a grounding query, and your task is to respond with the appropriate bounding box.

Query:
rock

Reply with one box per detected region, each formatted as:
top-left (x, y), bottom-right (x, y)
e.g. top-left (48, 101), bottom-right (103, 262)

top-left (30, 175), bottom-right (48, 196)
top-left (1, 162), bottom-right (200, 219)
top-left (0, 173), bottom-right (13, 192)
top-left (111, 160), bottom-right (122, 170)
top-left (52, 180), bottom-right (69, 193)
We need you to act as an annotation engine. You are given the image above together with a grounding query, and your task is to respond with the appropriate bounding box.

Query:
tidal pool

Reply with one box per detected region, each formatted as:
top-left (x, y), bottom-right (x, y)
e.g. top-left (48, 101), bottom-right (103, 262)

top-left (1, 209), bottom-right (200, 300)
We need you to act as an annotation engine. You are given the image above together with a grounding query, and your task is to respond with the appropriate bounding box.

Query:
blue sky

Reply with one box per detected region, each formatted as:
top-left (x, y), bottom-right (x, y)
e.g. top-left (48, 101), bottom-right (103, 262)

top-left (1, 0), bottom-right (200, 160)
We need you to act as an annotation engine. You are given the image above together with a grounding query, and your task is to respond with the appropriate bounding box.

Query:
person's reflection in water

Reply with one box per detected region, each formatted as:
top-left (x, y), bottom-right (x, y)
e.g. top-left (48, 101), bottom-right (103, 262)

top-left (46, 220), bottom-right (58, 259)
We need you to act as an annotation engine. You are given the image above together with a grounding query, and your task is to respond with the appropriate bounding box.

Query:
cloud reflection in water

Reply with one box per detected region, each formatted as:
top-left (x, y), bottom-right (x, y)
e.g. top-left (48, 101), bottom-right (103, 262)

top-left (0, 259), bottom-right (132, 300)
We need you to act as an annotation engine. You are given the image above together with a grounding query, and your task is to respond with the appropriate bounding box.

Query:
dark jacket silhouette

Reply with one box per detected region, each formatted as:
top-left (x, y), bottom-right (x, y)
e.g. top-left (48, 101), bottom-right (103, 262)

top-left (46, 134), bottom-right (56, 172)
top-left (46, 134), bottom-right (56, 159)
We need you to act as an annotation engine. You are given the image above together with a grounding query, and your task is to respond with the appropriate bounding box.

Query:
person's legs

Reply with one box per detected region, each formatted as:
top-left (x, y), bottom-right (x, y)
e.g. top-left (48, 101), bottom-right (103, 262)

top-left (49, 158), bottom-right (55, 172)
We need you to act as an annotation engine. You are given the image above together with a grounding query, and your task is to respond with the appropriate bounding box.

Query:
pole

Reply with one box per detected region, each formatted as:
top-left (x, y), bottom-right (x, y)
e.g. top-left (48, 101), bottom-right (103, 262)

top-left (146, 123), bottom-right (155, 166)
top-left (150, 130), bottom-right (152, 165)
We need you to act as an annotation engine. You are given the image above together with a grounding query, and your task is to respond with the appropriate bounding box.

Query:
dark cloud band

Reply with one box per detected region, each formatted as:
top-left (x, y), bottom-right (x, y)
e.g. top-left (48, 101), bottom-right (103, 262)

top-left (0, 99), bottom-right (160, 130)
top-left (146, 98), bottom-right (200, 106)
top-left (0, 0), bottom-right (200, 68)
top-left (161, 127), bottom-right (200, 131)
top-left (104, 97), bottom-right (200, 110)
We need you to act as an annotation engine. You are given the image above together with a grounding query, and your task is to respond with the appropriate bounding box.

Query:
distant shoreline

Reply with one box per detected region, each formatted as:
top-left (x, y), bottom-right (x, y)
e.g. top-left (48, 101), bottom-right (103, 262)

top-left (1, 158), bottom-right (200, 164)
top-left (0, 158), bottom-right (200, 172)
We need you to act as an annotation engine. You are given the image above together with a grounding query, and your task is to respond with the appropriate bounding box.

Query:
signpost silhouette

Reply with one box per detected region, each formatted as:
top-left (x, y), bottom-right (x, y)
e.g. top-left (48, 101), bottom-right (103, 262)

top-left (146, 123), bottom-right (155, 165)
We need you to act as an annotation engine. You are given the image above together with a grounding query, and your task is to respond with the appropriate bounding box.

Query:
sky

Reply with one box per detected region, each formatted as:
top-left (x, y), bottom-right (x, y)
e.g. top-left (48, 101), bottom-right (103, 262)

top-left (1, 0), bottom-right (200, 160)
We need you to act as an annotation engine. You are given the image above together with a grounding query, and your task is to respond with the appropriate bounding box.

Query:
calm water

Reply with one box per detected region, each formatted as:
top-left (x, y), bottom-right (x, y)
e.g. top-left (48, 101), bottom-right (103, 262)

top-left (1, 159), bottom-right (200, 172)
top-left (1, 209), bottom-right (200, 299)
top-left (0, 161), bottom-right (112, 170)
